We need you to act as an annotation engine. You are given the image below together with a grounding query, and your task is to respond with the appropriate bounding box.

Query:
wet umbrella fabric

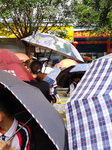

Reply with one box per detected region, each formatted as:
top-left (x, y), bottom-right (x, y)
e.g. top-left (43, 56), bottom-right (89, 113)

top-left (65, 54), bottom-right (112, 150)
top-left (22, 33), bottom-right (84, 63)
top-left (57, 59), bottom-right (78, 69)
top-left (0, 70), bottom-right (68, 150)
top-left (45, 68), bottom-right (61, 86)
top-left (82, 55), bottom-right (92, 61)
top-left (56, 66), bottom-right (75, 88)
top-left (69, 63), bottom-right (91, 74)
top-left (0, 49), bottom-right (35, 81)
top-left (15, 53), bottom-right (30, 61)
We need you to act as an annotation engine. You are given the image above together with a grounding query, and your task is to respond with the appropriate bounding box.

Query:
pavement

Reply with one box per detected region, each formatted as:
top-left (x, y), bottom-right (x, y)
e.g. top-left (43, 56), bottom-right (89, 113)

top-left (53, 88), bottom-right (70, 128)
top-left (57, 88), bottom-right (70, 104)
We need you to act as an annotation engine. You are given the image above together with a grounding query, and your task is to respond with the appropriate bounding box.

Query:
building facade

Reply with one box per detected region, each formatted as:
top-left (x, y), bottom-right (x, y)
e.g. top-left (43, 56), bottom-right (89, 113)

top-left (74, 28), bottom-right (111, 60)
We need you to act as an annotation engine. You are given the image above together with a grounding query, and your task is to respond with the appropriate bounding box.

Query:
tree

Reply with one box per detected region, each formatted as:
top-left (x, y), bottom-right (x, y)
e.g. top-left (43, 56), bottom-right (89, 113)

top-left (0, 0), bottom-right (74, 55)
top-left (73, 0), bottom-right (112, 37)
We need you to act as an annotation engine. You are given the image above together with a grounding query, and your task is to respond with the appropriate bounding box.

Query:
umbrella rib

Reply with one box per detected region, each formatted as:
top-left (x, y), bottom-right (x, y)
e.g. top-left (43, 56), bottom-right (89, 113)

top-left (13, 110), bottom-right (27, 116)
top-left (6, 117), bottom-right (33, 142)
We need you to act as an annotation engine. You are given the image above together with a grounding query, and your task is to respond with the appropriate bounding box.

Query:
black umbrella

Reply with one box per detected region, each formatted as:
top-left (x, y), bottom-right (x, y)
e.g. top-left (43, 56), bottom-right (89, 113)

top-left (56, 66), bottom-right (75, 88)
top-left (0, 70), bottom-right (68, 150)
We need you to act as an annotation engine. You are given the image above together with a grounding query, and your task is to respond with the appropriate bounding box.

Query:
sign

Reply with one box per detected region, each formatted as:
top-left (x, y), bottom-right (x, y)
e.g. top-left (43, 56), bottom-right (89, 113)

top-left (74, 30), bottom-right (111, 38)
top-left (0, 26), bottom-right (74, 41)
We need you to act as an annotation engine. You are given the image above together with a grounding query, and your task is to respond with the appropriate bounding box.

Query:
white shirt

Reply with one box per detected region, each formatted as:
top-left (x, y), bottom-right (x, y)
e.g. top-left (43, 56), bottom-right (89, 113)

top-left (0, 118), bottom-right (21, 150)
top-left (70, 82), bottom-right (77, 96)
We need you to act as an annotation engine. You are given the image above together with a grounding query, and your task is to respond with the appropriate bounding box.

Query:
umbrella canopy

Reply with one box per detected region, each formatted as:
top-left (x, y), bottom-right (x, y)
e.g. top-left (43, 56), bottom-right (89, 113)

top-left (57, 59), bottom-right (78, 69)
top-left (69, 63), bottom-right (91, 74)
top-left (22, 33), bottom-right (84, 63)
top-left (15, 53), bottom-right (30, 62)
top-left (65, 54), bottom-right (112, 150)
top-left (0, 49), bottom-right (34, 81)
top-left (0, 70), bottom-right (68, 150)
top-left (82, 55), bottom-right (92, 61)
top-left (45, 68), bottom-right (61, 86)
top-left (56, 66), bottom-right (75, 88)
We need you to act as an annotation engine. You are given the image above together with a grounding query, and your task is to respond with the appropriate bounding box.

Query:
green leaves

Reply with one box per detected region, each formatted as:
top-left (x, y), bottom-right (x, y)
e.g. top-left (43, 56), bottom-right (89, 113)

top-left (73, 0), bottom-right (112, 37)
top-left (0, 0), bottom-right (72, 39)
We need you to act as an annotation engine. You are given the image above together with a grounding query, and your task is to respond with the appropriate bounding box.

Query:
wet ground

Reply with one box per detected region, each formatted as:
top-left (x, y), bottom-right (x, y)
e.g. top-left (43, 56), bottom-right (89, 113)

top-left (53, 88), bottom-right (70, 128)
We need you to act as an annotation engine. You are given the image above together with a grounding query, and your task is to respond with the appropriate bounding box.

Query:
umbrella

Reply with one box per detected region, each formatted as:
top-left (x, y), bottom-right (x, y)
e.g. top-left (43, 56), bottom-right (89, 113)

top-left (0, 70), bottom-right (68, 150)
top-left (56, 66), bottom-right (75, 88)
top-left (45, 68), bottom-right (61, 86)
top-left (15, 53), bottom-right (30, 62)
top-left (15, 53), bottom-right (37, 62)
top-left (22, 33), bottom-right (84, 63)
top-left (65, 54), bottom-right (112, 150)
top-left (0, 49), bottom-right (35, 81)
top-left (82, 55), bottom-right (92, 61)
top-left (57, 59), bottom-right (78, 69)
top-left (69, 63), bottom-right (91, 74)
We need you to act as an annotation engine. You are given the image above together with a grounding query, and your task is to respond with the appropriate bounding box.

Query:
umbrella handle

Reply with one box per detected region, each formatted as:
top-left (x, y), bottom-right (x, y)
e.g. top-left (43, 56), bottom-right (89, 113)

top-left (6, 117), bottom-right (33, 142)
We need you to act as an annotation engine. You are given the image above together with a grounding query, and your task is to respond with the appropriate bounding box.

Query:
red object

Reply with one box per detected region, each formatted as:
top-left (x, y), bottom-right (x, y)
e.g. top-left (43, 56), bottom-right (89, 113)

top-left (82, 56), bottom-right (92, 61)
top-left (73, 41), bottom-right (78, 47)
top-left (15, 53), bottom-right (30, 61)
top-left (0, 49), bottom-right (35, 81)
top-left (74, 30), bottom-right (111, 38)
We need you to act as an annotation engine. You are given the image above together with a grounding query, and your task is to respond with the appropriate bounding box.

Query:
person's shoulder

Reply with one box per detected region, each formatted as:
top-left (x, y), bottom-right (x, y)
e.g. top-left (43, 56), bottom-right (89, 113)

top-left (41, 81), bottom-right (50, 86)
top-left (25, 80), bottom-right (39, 86)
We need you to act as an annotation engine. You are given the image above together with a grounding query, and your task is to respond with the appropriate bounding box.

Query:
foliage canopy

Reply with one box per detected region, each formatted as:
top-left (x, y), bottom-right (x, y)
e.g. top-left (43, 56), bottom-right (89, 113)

top-left (0, 0), bottom-right (74, 39)
top-left (73, 0), bottom-right (112, 36)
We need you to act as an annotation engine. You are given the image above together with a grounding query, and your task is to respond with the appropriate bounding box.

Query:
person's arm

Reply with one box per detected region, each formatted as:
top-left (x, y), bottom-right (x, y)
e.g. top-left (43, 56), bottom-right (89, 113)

top-left (0, 139), bottom-right (12, 150)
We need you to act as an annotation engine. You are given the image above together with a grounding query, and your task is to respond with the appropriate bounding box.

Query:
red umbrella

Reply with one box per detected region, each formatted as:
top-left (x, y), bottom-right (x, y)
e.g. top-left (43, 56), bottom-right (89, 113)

top-left (82, 55), bottom-right (92, 61)
top-left (0, 49), bottom-right (35, 81)
top-left (15, 53), bottom-right (30, 62)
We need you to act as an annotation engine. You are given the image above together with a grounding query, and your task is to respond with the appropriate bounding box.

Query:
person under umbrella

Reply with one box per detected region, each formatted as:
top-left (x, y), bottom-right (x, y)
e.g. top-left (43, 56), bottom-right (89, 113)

top-left (49, 81), bottom-right (61, 104)
top-left (0, 85), bottom-right (36, 150)
top-left (69, 74), bottom-right (81, 96)
top-left (64, 74), bottom-right (83, 97)
top-left (0, 70), bottom-right (68, 150)
top-left (26, 60), bottom-right (52, 103)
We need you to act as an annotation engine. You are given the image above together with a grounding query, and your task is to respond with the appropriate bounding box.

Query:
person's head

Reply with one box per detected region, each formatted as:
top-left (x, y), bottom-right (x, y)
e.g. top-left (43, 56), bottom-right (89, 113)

top-left (30, 60), bottom-right (43, 74)
top-left (74, 77), bottom-right (80, 83)
top-left (71, 74), bottom-right (80, 83)
top-left (0, 85), bottom-right (16, 118)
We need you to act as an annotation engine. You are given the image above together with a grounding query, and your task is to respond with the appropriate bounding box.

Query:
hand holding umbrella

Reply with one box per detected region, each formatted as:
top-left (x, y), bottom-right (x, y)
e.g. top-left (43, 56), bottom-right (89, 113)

top-left (0, 139), bottom-right (12, 150)
top-left (0, 70), bottom-right (68, 150)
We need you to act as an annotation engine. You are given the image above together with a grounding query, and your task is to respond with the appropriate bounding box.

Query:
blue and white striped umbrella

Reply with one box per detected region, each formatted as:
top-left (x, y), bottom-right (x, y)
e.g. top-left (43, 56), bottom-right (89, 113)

top-left (45, 68), bottom-right (61, 86)
top-left (65, 54), bottom-right (112, 150)
top-left (69, 63), bottom-right (91, 73)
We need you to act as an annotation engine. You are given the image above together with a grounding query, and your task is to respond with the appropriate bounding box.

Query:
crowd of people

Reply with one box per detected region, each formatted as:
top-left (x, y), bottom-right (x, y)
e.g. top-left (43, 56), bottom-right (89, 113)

top-left (0, 56), bottom-right (83, 149)
top-left (26, 59), bottom-right (61, 104)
